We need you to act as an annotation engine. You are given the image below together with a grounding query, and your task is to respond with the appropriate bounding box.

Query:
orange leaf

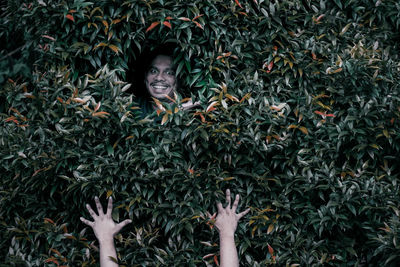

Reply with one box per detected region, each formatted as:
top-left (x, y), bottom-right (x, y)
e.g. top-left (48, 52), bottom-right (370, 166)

top-left (57, 97), bottom-right (64, 103)
top-left (188, 168), bottom-right (194, 174)
top-left (165, 16), bottom-right (173, 20)
top-left (213, 254), bottom-right (219, 266)
top-left (68, 9), bottom-right (77, 13)
top-left (66, 14), bottom-right (74, 22)
top-left (146, 21), bottom-right (160, 32)
top-left (235, 0), bottom-right (243, 8)
top-left (163, 21), bottom-right (172, 29)
top-left (92, 111), bottom-right (110, 117)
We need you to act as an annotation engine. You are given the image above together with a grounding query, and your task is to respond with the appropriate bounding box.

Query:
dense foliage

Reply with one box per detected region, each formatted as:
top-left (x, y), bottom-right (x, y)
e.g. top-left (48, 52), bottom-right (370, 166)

top-left (1, 0), bottom-right (400, 266)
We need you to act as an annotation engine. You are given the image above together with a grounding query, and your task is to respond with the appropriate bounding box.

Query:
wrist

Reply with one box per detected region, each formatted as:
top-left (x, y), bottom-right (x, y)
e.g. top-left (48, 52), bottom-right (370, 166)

top-left (219, 231), bottom-right (235, 239)
top-left (98, 236), bottom-right (115, 246)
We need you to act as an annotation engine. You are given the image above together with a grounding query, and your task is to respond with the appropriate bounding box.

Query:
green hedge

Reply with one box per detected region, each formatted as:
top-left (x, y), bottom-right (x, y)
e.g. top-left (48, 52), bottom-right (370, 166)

top-left (1, 0), bottom-right (400, 266)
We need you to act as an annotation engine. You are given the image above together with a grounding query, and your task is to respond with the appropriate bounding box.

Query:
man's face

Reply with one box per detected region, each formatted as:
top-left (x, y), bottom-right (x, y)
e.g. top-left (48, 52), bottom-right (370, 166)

top-left (145, 55), bottom-right (177, 100)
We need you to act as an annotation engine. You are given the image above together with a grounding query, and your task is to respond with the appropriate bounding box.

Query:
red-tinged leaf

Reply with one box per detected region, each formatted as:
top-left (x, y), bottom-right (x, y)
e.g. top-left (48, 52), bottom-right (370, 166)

top-left (325, 113), bottom-right (336, 117)
top-left (178, 17), bottom-right (191, 21)
top-left (390, 118), bottom-right (395, 124)
top-left (146, 21), bottom-right (160, 32)
top-left (202, 253), bottom-right (214, 259)
top-left (66, 14), bottom-right (74, 22)
top-left (314, 110), bottom-right (325, 116)
top-left (268, 243), bottom-right (274, 256)
top-left (199, 113), bottom-right (206, 123)
top-left (312, 52), bottom-right (317, 60)
top-left (267, 61), bottom-right (274, 70)
top-left (235, 0), bottom-right (243, 8)
top-left (288, 124), bottom-right (298, 129)
top-left (217, 55), bottom-right (223, 60)
top-left (156, 109), bottom-right (163, 116)
top-left (163, 21), bottom-right (172, 29)
top-left (125, 135), bottom-right (134, 140)
top-left (193, 21), bottom-right (203, 30)
top-left (239, 11), bottom-right (248, 16)
top-left (192, 14), bottom-right (204, 21)
top-left (45, 258), bottom-right (59, 265)
top-left (254, 0), bottom-right (258, 3)
top-left (42, 35), bottom-right (56, 41)
top-left (32, 168), bottom-right (46, 177)
top-left (44, 218), bottom-right (55, 224)
top-left (188, 168), bottom-right (194, 174)
top-left (214, 255), bottom-right (219, 266)
top-left (50, 248), bottom-right (62, 257)
top-left (165, 16), bottom-right (173, 20)
top-left (206, 101), bottom-right (218, 112)
top-left (94, 102), bottom-right (101, 112)
top-left (316, 14), bottom-right (325, 22)
top-left (68, 9), bottom-right (77, 13)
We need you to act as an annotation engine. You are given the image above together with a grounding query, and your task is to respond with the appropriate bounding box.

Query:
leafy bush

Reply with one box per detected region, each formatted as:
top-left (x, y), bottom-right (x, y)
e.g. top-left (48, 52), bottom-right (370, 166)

top-left (1, 0), bottom-right (400, 266)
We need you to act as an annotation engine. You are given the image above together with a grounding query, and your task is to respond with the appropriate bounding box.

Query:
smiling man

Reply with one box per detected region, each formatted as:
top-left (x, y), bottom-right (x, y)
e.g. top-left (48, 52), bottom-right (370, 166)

top-left (144, 54), bottom-right (177, 100)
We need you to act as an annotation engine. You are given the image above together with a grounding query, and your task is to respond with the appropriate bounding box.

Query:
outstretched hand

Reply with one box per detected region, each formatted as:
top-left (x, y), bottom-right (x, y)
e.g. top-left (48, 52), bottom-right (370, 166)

top-left (215, 189), bottom-right (250, 237)
top-left (80, 196), bottom-right (131, 244)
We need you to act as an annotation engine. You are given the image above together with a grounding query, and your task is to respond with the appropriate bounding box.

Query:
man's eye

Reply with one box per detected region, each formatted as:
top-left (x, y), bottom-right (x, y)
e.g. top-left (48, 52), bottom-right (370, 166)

top-left (166, 70), bottom-right (175, 76)
top-left (149, 68), bottom-right (157, 74)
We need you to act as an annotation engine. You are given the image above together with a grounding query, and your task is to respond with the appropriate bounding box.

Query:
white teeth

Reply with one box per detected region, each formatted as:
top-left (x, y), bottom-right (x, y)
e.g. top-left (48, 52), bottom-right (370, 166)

top-left (153, 85), bottom-right (168, 90)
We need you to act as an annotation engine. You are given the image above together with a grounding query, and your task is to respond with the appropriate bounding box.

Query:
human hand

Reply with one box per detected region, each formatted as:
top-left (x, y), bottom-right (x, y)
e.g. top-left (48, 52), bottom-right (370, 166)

top-left (80, 196), bottom-right (132, 244)
top-left (215, 189), bottom-right (250, 237)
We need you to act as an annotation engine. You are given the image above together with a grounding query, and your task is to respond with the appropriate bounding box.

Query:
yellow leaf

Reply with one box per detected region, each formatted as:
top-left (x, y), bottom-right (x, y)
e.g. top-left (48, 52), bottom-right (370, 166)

top-left (288, 124), bottom-right (298, 129)
top-left (298, 68), bottom-right (303, 77)
top-left (94, 42), bottom-right (108, 50)
top-left (267, 224), bottom-right (274, 234)
top-left (383, 129), bottom-right (389, 138)
top-left (106, 190), bottom-right (113, 198)
top-left (251, 226), bottom-right (258, 237)
top-left (223, 177), bottom-right (234, 181)
top-left (174, 107), bottom-right (179, 113)
top-left (108, 44), bottom-right (121, 54)
top-left (369, 144), bottom-right (379, 149)
top-left (299, 126), bottom-right (308, 135)
top-left (161, 114), bottom-right (168, 125)
top-left (340, 23), bottom-right (351, 36)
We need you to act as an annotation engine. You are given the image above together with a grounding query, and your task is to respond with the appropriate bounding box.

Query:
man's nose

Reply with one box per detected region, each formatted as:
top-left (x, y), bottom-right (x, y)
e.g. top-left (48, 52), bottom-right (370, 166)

top-left (155, 72), bottom-right (165, 81)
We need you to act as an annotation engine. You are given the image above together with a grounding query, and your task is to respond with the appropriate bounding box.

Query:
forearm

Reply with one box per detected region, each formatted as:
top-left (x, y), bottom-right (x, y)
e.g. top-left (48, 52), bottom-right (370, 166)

top-left (219, 233), bottom-right (239, 267)
top-left (99, 239), bottom-right (119, 267)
